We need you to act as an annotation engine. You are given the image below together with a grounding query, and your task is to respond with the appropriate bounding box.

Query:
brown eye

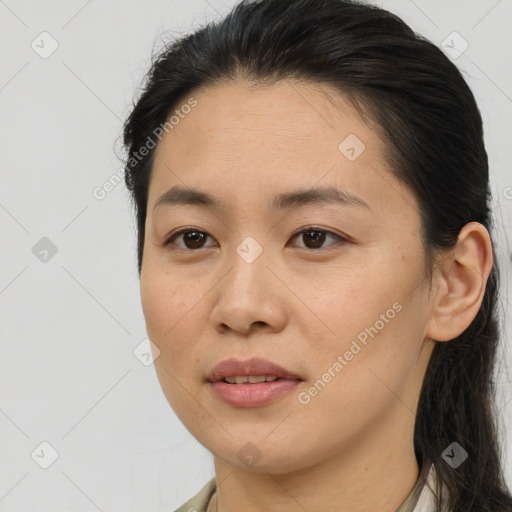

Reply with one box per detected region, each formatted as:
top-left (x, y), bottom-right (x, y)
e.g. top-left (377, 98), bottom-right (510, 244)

top-left (181, 231), bottom-right (208, 249)
top-left (165, 229), bottom-right (216, 250)
top-left (300, 229), bottom-right (327, 249)
top-left (164, 226), bottom-right (346, 252)
top-left (290, 227), bottom-right (345, 250)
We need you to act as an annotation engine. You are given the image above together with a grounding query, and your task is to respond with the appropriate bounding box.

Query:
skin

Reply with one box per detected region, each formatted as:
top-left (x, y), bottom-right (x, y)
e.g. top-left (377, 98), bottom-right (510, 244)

top-left (139, 79), bottom-right (493, 512)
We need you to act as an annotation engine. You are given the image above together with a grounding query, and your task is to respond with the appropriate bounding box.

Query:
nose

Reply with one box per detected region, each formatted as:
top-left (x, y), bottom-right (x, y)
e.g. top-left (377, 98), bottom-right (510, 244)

top-left (209, 242), bottom-right (288, 336)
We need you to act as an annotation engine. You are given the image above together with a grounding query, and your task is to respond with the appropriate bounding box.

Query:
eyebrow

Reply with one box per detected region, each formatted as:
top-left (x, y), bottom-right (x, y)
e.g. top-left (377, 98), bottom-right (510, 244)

top-left (153, 185), bottom-right (371, 213)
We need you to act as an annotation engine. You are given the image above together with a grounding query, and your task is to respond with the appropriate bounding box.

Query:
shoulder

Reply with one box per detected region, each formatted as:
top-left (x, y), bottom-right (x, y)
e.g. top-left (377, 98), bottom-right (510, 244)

top-left (172, 478), bottom-right (216, 512)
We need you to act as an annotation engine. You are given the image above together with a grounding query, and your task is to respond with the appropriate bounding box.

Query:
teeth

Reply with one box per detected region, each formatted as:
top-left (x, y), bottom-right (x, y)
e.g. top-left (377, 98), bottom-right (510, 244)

top-left (224, 375), bottom-right (279, 384)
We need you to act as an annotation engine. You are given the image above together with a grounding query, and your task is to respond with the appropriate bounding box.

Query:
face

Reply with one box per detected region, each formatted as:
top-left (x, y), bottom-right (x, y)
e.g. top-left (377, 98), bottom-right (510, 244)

top-left (140, 79), bottom-right (435, 474)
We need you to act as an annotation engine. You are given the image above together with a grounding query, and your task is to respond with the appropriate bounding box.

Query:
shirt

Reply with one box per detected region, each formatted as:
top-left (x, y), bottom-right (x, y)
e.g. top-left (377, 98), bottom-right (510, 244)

top-left (172, 460), bottom-right (447, 512)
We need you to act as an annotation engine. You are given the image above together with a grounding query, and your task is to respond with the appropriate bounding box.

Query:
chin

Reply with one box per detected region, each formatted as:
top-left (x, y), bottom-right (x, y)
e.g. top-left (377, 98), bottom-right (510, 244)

top-left (198, 433), bottom-right (316, 474)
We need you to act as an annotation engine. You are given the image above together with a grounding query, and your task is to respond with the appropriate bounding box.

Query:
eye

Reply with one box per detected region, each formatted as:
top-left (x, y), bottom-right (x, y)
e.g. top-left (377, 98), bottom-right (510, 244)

top-left (288, 226), bottom-right (346, 250)
top-left (164, 227), bottom-right (217, 250)
top-left (163, 226), bottom-right (347, 251)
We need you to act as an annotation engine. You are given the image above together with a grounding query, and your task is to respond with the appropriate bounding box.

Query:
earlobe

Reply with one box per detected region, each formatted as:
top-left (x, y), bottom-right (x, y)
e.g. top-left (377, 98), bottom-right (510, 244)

top-left (425, 222), bottom-right (494, 342)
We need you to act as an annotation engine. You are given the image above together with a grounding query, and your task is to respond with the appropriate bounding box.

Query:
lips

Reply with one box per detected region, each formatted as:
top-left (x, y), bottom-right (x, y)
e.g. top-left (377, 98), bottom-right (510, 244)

top-left (207, 357), bottom-right (303, 407)
top-left (207, 357), bottom-right (302, 383)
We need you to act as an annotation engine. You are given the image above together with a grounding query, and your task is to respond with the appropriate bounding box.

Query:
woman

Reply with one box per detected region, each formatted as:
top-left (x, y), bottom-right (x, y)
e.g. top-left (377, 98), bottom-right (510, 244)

top-left (121, 0), bottom-right (512, 510)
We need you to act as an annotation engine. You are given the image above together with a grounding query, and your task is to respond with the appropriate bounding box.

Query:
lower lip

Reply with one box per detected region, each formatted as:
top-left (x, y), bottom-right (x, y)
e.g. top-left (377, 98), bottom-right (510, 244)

top-left (209, 379), bottom-right (301, 407)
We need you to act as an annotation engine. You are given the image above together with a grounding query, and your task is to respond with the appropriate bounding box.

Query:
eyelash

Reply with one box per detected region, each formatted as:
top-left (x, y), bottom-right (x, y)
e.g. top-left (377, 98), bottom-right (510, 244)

top-left (163, 226), bottom-right (348, 251)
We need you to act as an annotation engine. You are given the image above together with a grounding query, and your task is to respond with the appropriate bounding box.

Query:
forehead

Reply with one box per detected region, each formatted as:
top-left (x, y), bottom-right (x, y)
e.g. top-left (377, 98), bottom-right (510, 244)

top-left (148, 79), bottom-right (412, 219)
top-left (155, 79), bottom-right (380, 155)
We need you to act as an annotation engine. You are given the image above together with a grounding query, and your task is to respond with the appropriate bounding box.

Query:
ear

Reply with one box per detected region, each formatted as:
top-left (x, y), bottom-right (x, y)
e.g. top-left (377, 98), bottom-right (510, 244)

top-left (426, 222), bottom-right (494, 342)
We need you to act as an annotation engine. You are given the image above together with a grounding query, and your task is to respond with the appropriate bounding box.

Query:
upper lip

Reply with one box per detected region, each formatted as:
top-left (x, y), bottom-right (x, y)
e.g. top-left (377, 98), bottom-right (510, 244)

top-left (207, 357), bottom-right (302, 382)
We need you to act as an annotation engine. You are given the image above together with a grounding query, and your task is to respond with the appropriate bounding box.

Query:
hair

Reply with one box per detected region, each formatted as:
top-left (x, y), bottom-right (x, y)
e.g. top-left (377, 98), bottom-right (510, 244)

top-left (120, 0), bottom-right (512, 510)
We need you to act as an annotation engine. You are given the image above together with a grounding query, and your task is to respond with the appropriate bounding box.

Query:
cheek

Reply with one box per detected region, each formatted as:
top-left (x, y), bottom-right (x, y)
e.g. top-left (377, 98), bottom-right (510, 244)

top-left (140, 272), bottom-right (205, 417)
top-left (294, 313), bottom-right (421, 449)
top-left (312, 257), bottom-right (426, 385)
top-left (140, 276), bottom-right (170, 340)
top-left (141, 279), bottom-right (183, 386)
top-left (140, 269), bottom-right (209, 380)
top-left (314, 266), bottom-right (394, 339)
top-left (141, 267), bottom-right (193, 338)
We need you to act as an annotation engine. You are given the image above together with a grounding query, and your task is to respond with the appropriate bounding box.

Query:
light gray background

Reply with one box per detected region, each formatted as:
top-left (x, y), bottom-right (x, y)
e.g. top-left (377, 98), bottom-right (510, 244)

top-left (1, 0), bottom-right (511, 510)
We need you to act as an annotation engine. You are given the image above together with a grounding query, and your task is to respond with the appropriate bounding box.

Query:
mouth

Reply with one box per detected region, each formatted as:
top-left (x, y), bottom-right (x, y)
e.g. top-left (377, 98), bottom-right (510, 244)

top-left (207, 357), bottom-right (303, 383)
top-left (207, 357), bottom-right (303, 407)
top-left (222, 375), bottom-right (282, 384)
